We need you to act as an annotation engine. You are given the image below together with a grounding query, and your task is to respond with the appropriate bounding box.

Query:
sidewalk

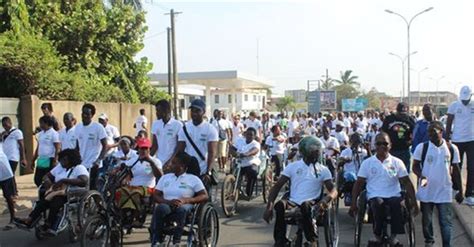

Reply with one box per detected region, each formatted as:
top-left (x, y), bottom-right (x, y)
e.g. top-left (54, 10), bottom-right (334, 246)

top-left (453, 164), bottom-right (474, 242)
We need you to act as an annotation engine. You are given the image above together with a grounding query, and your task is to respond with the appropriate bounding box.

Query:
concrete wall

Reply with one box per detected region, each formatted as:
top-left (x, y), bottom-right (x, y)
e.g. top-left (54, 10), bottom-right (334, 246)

top-left (0, 98), bottom-right (20, 132)
top-left (9, 95), bottom-right (156, 174)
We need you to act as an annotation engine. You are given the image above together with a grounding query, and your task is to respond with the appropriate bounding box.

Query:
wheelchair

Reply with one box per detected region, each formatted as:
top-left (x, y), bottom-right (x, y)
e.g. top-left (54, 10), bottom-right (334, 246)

top-left (281, 191), bottom-right (339, 247)
top-left (156, 202), bottom-right (219, 246)
top-left (353, 190), bottom-right (416, 247)
top-left (17, 185), bottom-right (102, 243)
top-left (220, 152), bottom-right (269, 217)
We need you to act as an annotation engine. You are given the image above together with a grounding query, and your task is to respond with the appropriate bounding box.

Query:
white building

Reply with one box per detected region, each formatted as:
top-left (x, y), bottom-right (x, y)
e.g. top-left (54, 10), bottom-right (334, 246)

top-left (285, 89), bottom-right (307, 103)
top-left (149, 70), bottom-right (273, 118)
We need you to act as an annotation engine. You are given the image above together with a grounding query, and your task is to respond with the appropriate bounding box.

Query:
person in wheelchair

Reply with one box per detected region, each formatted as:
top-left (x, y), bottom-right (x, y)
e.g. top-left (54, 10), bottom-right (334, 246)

top-left (286, 130), bottom-right (304, 162)
top-left (349, 132), bottom-right (418, 246)
top-left (114, 138), bottom-right (162, 229)
top-left (264, 125), bottom-right (287, 179)
top-left (263, 136), bottom-right (338, 247)
top-left (321, 126), bottom-right (340, 177)
top-left (112, 137), bottom-right (138, 164)
top-left (150, 151), bottom-right (208, 247)
top-left (338, 133), bottom-right (370, 206)
top-left (14, 149), bottom-right (89, 235)
top-left (229, 127), bottom-right (261, 197)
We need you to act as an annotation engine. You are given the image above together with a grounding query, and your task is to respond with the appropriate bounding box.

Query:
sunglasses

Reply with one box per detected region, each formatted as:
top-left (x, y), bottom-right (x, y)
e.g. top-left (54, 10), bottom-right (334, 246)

top-left (375, 142), bottom-right (389, 147)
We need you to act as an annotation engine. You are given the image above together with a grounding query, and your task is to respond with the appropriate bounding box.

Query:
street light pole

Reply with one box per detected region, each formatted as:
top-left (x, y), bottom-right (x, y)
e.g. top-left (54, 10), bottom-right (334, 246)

top-left (385, 7), bottom-right (434, 106)
top-left (389, 51), bottom-right (417, 100)
top-left (410, 67), bottom-right (428, 107)
top-left (429, 75), bottom-right (445, 105)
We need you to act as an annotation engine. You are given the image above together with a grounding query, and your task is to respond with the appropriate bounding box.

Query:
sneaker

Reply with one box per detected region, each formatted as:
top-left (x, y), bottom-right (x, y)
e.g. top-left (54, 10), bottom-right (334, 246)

top-left (46, 228), bottom-right (58, 236)
top-left (464, 196), bottom-right (474, 206)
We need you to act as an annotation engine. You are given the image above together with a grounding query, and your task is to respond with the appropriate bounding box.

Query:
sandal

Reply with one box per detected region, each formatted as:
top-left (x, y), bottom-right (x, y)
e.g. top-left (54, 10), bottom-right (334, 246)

top-left (2, 223), bottom-right (16, 231)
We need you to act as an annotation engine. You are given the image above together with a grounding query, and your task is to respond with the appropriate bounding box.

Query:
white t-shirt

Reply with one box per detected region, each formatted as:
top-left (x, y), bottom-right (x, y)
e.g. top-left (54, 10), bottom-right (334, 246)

top-left (304, 126), bottom-right (318, 136)
top-left (447, 101), bottom-right (474, 142)
top-left (126, 156), bottom-right (162, 188)
top-left (0, 144), bottom-right (13, 181)
top-left (178, 121), bottom-right (218, 175)
top-left (152, 118), bottom-right (183, 164)
top-left (243, 119), bottom-right (263, 138)
top-left (232, 122), bottom-right (244, 141)
top-left (135, 115), bottom-right (148, 134)
top-left (332, 131), bottom-right (349, 146)
top-left (288, 120), bottom-right (300, 138)
top-left (365, 130), bottom-right (379, 151)
top-left (2, 127), bottom-right (23, 162)
top-left (112, 149), bottom-right (138, 164)
top-left (356, 118), bottom-right (368, 132)
top-left (104, 124), bottom-right (120, 154)
top-left (340, 147), bottom-right (368, 174)
top-left (37, 128), bottom-right (60, 158)
top-left (282, 160), bottom-right (332, 205)
top-left (156, 173), bottom-right (205, 201)
top-left (210, 118), bottom-right (231, 140)
top-left (265, 134), bottom-right (287, 155)
top-left (299, 119), bottom-right (308, 129)
top-left (413, 141), bottom-right (460, 203)
top-left (357, 155), bottom-right (408, 199)
top-left (370, 118), bottom-right (383, 130)
top-left (75, 122), bottom-right (108, 168)
top-left (322, 136), bottom-right (340, 157)
top-left (50, 164), bottom-right (89, 182)
top-left (235, 140), bottom-right (261, 167)
top-left (59, 127), bottom-right (78, 150)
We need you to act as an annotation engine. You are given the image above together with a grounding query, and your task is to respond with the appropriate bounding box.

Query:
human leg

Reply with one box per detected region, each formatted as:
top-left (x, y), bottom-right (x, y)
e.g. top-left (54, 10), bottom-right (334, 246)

top-left (386, 197), bottom-right (405, 235)
top-left (151, 203), bottom-right (172, 245)
top-left (172, 204), bottom-right (194, 244)
top-left (47, 196), bottom-right (67, 230)
top-left (436, 203), bottom-right (453, 247)
top-left (299, 201), bottom-right (318, 242)
top-left (464, 141), bottom-right (474, 198)
top-left (369, 198), bottom-right (385, 238)
top-left (8, 161), bottom-right (18, 196)
top-left (273, 199), bottom-right (289, 246)
top-left (89, 165), bottom-right (99, 190)
top-left (421, 202), bottom-right (435, 244)
top-left (1, 178), bottom-right (16, 222)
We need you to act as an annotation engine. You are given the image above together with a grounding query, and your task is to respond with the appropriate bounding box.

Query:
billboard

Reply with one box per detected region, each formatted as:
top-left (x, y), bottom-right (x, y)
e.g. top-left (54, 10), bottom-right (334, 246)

top-left (307, 90), bottom-right (337, 113)
top-left (342, 98), bottom-right (368, 112)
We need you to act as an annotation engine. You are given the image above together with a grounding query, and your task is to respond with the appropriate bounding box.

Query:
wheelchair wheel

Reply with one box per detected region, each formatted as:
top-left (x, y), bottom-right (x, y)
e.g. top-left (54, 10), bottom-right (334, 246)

top-left (78, 191), bottom-right (103, 228)
top-left (354, 191), bottom-right (367, 247)
top-left (80, 215), bottom-right (109, 247)
top-left (197, 203), bottom-right (219, 247)
top-left (221, 174), bottom-right (238, 217)
top-left (404, 208), bottom-right (416, 247)
top-left (262, 164), bottom-right (273, 203)
top-left (68, 223), bottom-right (79, 243)
top-left (324, 201), bottom-right (339, 247)
top-left (35, 224), bottom-right (46, 240)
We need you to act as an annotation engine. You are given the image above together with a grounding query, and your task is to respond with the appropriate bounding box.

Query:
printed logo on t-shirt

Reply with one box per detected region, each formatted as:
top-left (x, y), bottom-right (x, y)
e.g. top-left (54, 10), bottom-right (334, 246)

top-left (371, 167), bottom-right (378, 175)
top-left (427, 155), bottom-right (434, 164)
top-left (456, 108), bottom-right (462, 114)
top-left (88, 133), bottom-right (96, 140)
top-left (179, 182), bottom-right (188, 189)
top-left (387, 165), bottom-right (397, 177)
top-left (164, 181), bottom-right (170, 187)
top-left (296, 168), bottom-right (303, 175)
top-left (144, 164), bottom-right (152, 174)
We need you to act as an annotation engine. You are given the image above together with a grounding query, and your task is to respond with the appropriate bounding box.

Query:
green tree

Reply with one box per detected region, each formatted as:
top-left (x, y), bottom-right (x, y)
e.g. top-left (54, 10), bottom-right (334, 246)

top-left (320, 77), bottom-right (334, 90)
top-left (334, 70), bottom-right (360, 86)
top-left (276, 96), bottom-right (295, 114)
top-left (332, 84), bottom-right (360, 111)
top-left (360, 87), bottom-right (382, 110)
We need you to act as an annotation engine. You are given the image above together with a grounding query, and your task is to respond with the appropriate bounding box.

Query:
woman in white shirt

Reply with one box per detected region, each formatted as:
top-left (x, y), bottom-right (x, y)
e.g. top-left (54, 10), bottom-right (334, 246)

top-left (230, 127), bottom-right (261, 197)
top-left (33, 116), bottom-right (61, 187)
top-left (151, 151), bottom-right (208, 246)
top-left (14, 149), bottom-right (88, 234)
top-left (112, 137), bottom-right (138, 166)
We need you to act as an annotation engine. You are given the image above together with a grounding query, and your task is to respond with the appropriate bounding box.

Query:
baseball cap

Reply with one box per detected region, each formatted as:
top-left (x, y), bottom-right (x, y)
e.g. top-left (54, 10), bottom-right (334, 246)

top-left (459, 85), bottom-right (472, 101)
top-left (189, 99), bottom-right (206, 111)
top-left (136, 138), bottom-right (151, 148)
top-left (98, 113), bottom-right (108, 120)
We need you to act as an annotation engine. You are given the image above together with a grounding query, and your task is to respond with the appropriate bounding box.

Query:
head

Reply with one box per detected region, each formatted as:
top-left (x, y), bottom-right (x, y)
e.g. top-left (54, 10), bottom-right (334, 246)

top-left (136, 138), bottom-right (151, 159)
top-left (335, 122), bottom-right (344, 132)
top-left (171, 151), bottom-right (192, 175)
top-left (189, 99), bottom-right (206, 124)
top-left (318, 112), bottom-right (322, 118)
top-left (136, 130), bottom-right (148, 139)
top-left (308, 120), bottom-right (314, 127)
top-left (233, 115), bottom-right (241, 124)
top-left (427, 121), bottom-right (444, 144)
top-left (357, 113), bottom-right (364, 120)
top-left (213, 109), bottom-right (220, 119)
top-left (58, 149), bottom-right (82, 169)
top-left (245, 127), bottom-right (257, 143)
top-left (374, 112), bottom-right (379, 118)
top-left (459, 85), bottom-right (472, 105)
top-left (271, 125), bottom-right (281, 136)
top-left (39, 115), bottom-right (54, 131)
top-left (374, 132), bottom-right (391, 156)
top-left (63, 112), bottom-right (75, 129)
top-left (41, 103), bottom-right (53, 116)
top-left (155, 99), bottom-right (171, 120)
top-left (367, 112), bottom-right (373, 119)
top-left (139, 109), bottom-right (145, 116)
top-left (249, 111), bottom-right (257, 120)
top-left (371, 123), bottom-right (377, 131)
top-left (322, 126), bottom-right (330, 139)
top-left (81, 103), bottom-right (96, 125)
top-left (396, 102), bottom-right (409, 115)
top-left (422, 103), bottom-right (434, 121)
top-left (299, 136), bottom-right (324, 165)
top-left (1, 117), bottom-right (12, 130)
top-left (350, 133), bottom-right (363, 149)
top-left (262, 113), bottom-right (269, 121)
top-left (118, 137), bottom-right (132, 154)
top-left (98, 113), bottom-right (108, 127)
top-left (337, 112), bottom-right (344, 121)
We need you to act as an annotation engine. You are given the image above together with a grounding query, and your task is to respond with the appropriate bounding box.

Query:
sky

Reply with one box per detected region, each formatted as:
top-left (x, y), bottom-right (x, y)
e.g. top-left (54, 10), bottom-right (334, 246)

top-left (137, 0), bottom-right (474, 96)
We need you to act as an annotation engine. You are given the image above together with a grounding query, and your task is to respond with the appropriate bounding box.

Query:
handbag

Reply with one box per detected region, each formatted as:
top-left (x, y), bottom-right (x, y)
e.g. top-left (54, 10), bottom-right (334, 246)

top-left (44, 167), bottom-right (74, 201)
top-left (183, 125), bottom-right (219, 185)
top-left (37, 156), bottom-right (52, 169)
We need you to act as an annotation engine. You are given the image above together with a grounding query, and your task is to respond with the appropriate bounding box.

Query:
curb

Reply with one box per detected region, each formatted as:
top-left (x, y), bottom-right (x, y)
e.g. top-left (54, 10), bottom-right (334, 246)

top-left (452, 203), bottom-right (474, 243)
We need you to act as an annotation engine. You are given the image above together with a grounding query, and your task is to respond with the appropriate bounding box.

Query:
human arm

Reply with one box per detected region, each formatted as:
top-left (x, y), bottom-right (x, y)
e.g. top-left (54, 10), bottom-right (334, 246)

top-left (445, 114), bottom-right (454, 142)
top-left (263, 175), bottom-right (289, 223)
top-left (53, 142), bottom-right (61, 165)
top-left (399, 176), bottom-right (419, 216)
top-left (320, 179), bottom-right (338, 209)
top-left (54, 175), bottom-right (89, 189)
top-left (181, 190), bottom-right (208, 205)
top-left (239, 147), bottom-right (259, 158)
top-left (206, 141), bottom-right (217, 172)
top-left (150, 134), bottom-right (158, 156)
top-left (349, 177), bottom-right (366, 217)
top-left (452, 163), bottom-right (464, 203)
top-left (18, 139), bottom-right (28, 167)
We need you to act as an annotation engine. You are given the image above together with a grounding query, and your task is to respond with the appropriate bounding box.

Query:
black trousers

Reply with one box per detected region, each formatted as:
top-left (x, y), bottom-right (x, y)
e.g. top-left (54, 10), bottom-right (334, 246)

top-left (271, 154), bottom-right (284, 177)
top-left (274, 200), bottom-right (318, 246)
top-left (369, 197), bottom-right (405, 236)
top-left (8, 161), bottom-right (18, 195)
top-left (453, 141), bottom-right (474, 197)
top-left (89, 165), bottom-right (99, 190)
top-left (29, 195), bottom-right (67, 227)
top-left (240, 166), bottom-right (257, 196)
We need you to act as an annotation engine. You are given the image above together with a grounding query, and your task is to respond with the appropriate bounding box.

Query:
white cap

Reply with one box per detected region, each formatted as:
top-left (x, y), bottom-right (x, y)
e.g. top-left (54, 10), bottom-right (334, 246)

top-left (98, 113), bottom-right (108, 120)
top-left (459, 86), bottom-right (472, 101)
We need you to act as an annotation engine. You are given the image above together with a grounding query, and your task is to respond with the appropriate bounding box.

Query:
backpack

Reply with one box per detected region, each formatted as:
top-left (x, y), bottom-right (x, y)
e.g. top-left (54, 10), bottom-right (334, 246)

top-left (420, 141), bottom-right (455, 169)
top-left (211, 119), bottom-right (227, 141)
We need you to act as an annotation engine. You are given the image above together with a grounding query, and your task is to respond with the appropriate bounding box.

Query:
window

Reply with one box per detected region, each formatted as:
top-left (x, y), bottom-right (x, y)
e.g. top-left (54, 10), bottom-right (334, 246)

top-left (228, 94), bottom-right (232, 104)
top-left (244, 94), bottom-right (248, 102)
top-left (253, 95), bottom-right (257, 102)
top-left (258, 95), bottom-right (261, 102)
top-left (179, 99), bottom-right (185, 109)
top-left (214, 95), bottom-right (219, 104)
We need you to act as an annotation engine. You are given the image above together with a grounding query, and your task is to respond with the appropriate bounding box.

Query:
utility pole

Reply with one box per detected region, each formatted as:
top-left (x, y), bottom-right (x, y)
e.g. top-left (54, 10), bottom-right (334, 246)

top-left (166, 9), bottom-right (182, 119)
top-left (256, 38), bottom-right (260, 76)
top-left (167, 27), bottom-right (172, 96)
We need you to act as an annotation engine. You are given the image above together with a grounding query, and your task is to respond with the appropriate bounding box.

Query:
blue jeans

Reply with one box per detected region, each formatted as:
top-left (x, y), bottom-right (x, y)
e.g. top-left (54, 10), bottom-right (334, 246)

top-left (390, 149), bottom-right (411, 173)
top-left (151, 203), bottom-right (194, 244)
top-left (421, 202), bottom-right (453, 247)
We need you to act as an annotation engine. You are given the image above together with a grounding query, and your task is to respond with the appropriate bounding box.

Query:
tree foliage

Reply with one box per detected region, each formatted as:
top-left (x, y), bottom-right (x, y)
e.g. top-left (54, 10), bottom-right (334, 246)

top-left (0, 0), bottom-right (169, 103)
top-left (276, 96), bottom-right (296, 114)
top-left (334, 70), bottom-right (359, 86)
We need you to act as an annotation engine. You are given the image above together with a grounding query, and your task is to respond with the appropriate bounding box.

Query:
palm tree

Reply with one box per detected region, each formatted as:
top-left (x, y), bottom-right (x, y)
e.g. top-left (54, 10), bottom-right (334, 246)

top-left (334, 70), bottom-right (359, 86)
top-left (321, 77), bottom-right (334, 90)
top-left (276, 96), bottom-right (295, 115)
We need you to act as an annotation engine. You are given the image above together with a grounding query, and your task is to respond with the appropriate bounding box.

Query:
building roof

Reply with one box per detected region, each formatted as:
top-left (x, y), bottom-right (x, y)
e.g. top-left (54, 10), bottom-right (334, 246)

top-left (149, 70), bottom-right (273, 89)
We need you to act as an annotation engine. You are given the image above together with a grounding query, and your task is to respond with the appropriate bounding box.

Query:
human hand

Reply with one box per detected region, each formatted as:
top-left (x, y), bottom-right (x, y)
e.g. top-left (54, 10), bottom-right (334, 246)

top-left (348, 204), bottom-right (358, 218)
top-left (263, 209), bottom-right (273, 223)
top-left (455, 192), bottom-right (464, 204)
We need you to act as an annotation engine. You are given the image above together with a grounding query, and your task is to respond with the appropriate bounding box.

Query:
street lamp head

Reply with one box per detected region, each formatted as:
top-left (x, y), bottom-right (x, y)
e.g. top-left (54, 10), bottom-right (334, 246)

top-left (411, 51), bottom-right (418, 55)
top-left (424, 7), bottom-right (434, 13)
top-left (385, 9), bottom-right (394, 14)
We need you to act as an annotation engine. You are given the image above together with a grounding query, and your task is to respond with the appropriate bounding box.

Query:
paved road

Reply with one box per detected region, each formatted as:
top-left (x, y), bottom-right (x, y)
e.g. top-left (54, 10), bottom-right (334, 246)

top-left (1, 193), bottom-right (472, 247)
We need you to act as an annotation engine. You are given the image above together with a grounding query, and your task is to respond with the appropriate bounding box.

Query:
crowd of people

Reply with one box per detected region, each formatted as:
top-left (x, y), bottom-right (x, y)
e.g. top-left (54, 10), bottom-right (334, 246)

top-left (0, 84), bottom-right (472, 246)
